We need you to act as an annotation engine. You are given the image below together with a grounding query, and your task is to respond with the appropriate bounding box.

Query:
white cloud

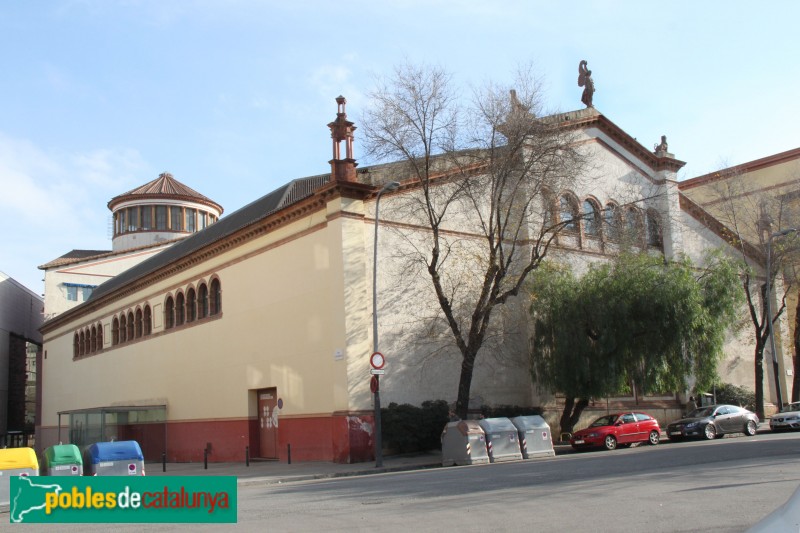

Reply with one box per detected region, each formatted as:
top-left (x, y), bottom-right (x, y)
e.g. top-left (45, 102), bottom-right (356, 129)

top-left (0, 132), bottom-right (148, 291)
top-left (0, 132), bottom-right (146, 235)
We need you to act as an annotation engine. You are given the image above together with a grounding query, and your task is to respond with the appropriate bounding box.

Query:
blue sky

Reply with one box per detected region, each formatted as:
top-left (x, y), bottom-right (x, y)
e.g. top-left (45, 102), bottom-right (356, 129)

top-left (1, 1), bottom-right (798, 294)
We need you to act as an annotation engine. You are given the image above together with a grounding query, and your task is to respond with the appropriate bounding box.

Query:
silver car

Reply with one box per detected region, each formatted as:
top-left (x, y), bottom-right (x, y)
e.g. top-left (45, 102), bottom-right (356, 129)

top-left (770, 402), bottom-right (800, 432)
top-left (667, 404), bottom-right (759, 441)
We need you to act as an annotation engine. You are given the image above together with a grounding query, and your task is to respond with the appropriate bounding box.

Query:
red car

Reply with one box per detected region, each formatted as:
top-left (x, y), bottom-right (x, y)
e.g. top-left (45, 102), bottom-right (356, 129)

top-left (570, 412), bottom-right (661, 451)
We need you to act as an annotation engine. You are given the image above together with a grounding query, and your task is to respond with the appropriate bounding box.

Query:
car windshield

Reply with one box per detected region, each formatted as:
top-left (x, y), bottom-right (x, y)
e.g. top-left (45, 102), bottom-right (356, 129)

top-left (780, 402), bottom-right (800, 413)
top-left (688, 407), bottom-right (714, 418)
top-left (590, 415), bottom-right (618, 427)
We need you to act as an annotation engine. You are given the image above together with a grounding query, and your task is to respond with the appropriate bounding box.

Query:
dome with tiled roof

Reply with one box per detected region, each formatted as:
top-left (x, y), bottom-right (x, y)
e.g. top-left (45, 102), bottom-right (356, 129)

top-left (107, 172), bottom-right (224, 252)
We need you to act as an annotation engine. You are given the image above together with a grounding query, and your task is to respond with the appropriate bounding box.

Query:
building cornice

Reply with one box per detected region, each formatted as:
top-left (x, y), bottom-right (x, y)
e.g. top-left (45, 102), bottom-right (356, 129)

top-left (679, 193), bottom-right (763, 263)
top-left (679, 146), bottom-right (800, 191)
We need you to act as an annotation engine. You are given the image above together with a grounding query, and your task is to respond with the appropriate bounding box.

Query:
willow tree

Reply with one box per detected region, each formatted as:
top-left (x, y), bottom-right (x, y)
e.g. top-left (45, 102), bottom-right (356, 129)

top-left (529, 252), bottom-right (742, 436)
top-left (361, 63), bottom-right (585, 418)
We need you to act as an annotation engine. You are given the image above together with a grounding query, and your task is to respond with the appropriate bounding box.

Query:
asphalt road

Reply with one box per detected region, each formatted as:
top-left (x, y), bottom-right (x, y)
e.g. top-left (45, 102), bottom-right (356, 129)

top-left (6, 432), bottom-right (800, 532)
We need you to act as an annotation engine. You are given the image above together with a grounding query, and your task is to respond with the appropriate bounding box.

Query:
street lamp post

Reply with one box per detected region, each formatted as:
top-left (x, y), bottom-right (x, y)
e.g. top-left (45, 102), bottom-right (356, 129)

top-left (372, 180), bottom-right (400, 468)
top-left (765, 227), bottom-right (796, 411)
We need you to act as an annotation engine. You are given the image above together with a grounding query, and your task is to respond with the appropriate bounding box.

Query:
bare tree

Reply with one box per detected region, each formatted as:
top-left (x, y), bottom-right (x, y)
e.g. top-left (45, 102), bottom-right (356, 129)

top-left (361, 63), bottom-right (586, 418)
top-left (701, 170), bottom-right (800, 417)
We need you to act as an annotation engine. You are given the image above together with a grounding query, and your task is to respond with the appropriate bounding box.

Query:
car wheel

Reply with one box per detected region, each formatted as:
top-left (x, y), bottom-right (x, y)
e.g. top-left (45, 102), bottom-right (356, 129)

top-left (704, 424), bottom-right (717, 440)
top-left (648, 430), bottom-right (660, 445)
top-left (603, 435), bottom-right (617, 450)
top-left (745, 420), bottom-right (757, 436)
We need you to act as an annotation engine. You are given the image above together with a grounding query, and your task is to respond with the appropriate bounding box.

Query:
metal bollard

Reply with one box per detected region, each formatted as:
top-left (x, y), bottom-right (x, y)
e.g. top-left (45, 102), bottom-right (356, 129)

top-left (245, 446), bottom-right (250, 467)
top-left (287, 443), bottom-right (291, 465)
top-left (204, 448), bottom-right (208, 470)
top-left (162, 452), bottom-right (166, 473)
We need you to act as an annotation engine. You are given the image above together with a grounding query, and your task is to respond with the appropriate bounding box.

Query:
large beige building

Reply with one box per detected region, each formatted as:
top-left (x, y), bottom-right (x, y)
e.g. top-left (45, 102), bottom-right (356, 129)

top-left (680, 147), bottom-right (800, 405)
top-left (37, 99), bottom-right (786, 463)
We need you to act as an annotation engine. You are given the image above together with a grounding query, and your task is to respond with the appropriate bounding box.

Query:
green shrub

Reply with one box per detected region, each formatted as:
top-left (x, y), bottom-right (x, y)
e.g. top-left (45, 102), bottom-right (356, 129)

top-left (709, 383), bottom-right (756, 411)
top-left (479, 404), bottom-right (543, 419)
top-left (380, 401), bottom-right (542, 453)
top-left (379, 400), bottom-right (450, 454)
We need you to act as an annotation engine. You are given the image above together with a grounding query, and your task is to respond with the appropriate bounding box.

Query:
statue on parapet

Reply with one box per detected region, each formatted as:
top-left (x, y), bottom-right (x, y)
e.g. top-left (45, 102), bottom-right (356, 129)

top-left (578, 60), bottom-right (595, 108)
top-left (654, 135), bottom-right (669, 155)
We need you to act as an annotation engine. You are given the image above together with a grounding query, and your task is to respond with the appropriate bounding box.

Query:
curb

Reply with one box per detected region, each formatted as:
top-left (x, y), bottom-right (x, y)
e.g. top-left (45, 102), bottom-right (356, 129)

top-left (237, 461), bottom-right (442, 487)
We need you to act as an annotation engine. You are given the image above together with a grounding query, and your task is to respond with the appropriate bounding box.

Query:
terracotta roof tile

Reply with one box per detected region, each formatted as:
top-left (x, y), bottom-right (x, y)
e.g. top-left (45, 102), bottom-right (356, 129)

top-left (107, 172), bottom-right (223, 213)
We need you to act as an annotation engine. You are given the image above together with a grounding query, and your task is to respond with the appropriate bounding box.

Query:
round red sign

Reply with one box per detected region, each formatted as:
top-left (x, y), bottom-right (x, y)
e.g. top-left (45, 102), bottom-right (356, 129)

top-left (370, 352), bottom-right (385, 369)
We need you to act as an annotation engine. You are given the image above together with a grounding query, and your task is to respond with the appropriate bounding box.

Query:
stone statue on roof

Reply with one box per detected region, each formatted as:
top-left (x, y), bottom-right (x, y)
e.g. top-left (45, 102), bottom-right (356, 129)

top-left (654, 135), bottom-right (669, 156)
top-left (509, 89), bottom-right (529, 115)
top-left (578, 60), bottom-right (595, 108)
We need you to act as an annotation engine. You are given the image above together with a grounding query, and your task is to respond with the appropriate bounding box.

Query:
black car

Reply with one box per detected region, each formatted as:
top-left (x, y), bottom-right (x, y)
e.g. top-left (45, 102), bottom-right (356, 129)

top-left (666, 404), bottom-right (759, 441)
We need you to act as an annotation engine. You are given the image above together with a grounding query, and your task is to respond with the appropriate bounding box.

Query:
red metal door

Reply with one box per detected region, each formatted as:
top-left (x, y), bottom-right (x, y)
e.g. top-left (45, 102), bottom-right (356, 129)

top-left (258, 388), bottom-right (278, 459)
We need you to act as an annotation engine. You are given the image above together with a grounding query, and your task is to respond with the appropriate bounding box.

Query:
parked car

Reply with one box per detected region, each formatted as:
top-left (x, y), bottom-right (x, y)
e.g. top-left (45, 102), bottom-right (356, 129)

top-left (770, 402), bottom-right (800, 432)
top-left (570, 412), bottom-right (661, 451)
top-left (666, 404), bottom-right (758, 441)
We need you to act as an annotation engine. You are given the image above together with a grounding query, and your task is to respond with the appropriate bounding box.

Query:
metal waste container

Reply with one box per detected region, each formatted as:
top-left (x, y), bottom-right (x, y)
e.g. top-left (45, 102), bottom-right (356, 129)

top-left (0, 448), bottom-right (39, 506)
top-left (478, 417), bottom-right (523, 463)
top-left (84, 440), bottom-right (145, 476)
top-left (43, 444), bottom-right (84, 476)
top-left (510, 415), bottom-right (555, 459)
top-left (441, 420), bottom-right (489, 466)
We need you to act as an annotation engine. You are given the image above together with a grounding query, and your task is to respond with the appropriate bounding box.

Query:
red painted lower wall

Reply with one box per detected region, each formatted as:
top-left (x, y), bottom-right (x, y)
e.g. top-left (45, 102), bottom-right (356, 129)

top-left (114, 413), bottom-right (377, 463)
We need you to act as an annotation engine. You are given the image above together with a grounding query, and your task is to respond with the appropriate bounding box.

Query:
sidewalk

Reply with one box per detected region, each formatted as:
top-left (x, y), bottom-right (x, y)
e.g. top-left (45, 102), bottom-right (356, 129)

top-left (142, 423), bottom-right (772, 487)
top-left (145, 451), bottom-right (445, 487)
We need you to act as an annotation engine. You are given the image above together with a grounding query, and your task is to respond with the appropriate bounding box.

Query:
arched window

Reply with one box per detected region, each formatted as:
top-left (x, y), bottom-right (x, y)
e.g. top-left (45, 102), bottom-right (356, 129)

top-left (646, 209), bottom-right (663, 249)
top-left (582, 199), bottom-right (600, 237)
top-left (560, 194), bottom-right (578, 231)
top-left (97, 323), bottom-right (103, 349)
top-left (119, 314), bottom-right (127, 343)
top-left (198, 283), bottom-right (209, 319)
top-left (176, 293), bottom-right (185, 325)
top-left (187, 287), bottom-right (197, 323)
top-left (79, 331), bottom-right (85, 356)
top-left (74, 333), bottom-right (79, 357)
top-left (144, 306), bottom-right (152, 336)
top-left (135, 308), bottom-right (143, 338)
top-left (604, 203), bottom-right (620, 241)
top-left (165, 296), bottom-right (175, 330)
top-left (625, 207), bottom-right (644, 245)
top-left (210, 278), bottom-right (222, 315)
top-left (112, 317), bottom-right (120, 345)
top-left (91, 325), bottom-right (97, 353)
top-left (127, 311), bottom-right (135, 340)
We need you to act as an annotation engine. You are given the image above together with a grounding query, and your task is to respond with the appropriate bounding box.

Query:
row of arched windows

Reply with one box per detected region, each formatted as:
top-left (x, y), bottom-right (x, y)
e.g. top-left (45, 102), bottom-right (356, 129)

top-left (73, 322), bottom-right (104, 358)
top-left (72, 277), bottom-right (222, 358)
top-left (164, 278), bottom-right (221, 330)
top-left (111, 306), bottom-right (153, 346)
top-left (554, 193), bottom-right (663, 249)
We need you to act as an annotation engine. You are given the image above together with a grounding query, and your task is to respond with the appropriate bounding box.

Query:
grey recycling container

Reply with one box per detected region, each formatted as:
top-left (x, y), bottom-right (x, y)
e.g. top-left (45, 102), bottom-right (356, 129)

top-left (441, 420), bottom-right (489, 466)
top-left (510, 415), bottom-right (555, 459)
top-left (477, 417), bottom-right (523, 463)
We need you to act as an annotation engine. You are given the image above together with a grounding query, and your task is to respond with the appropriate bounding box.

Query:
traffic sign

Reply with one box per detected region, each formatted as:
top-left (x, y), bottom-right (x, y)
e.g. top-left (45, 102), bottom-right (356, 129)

top-left (370, 352), bottom-right (385, 370)
top-left (370, 376), bottom-right (379, 393)
top-left (369, 369), bottom-right (385, 375)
